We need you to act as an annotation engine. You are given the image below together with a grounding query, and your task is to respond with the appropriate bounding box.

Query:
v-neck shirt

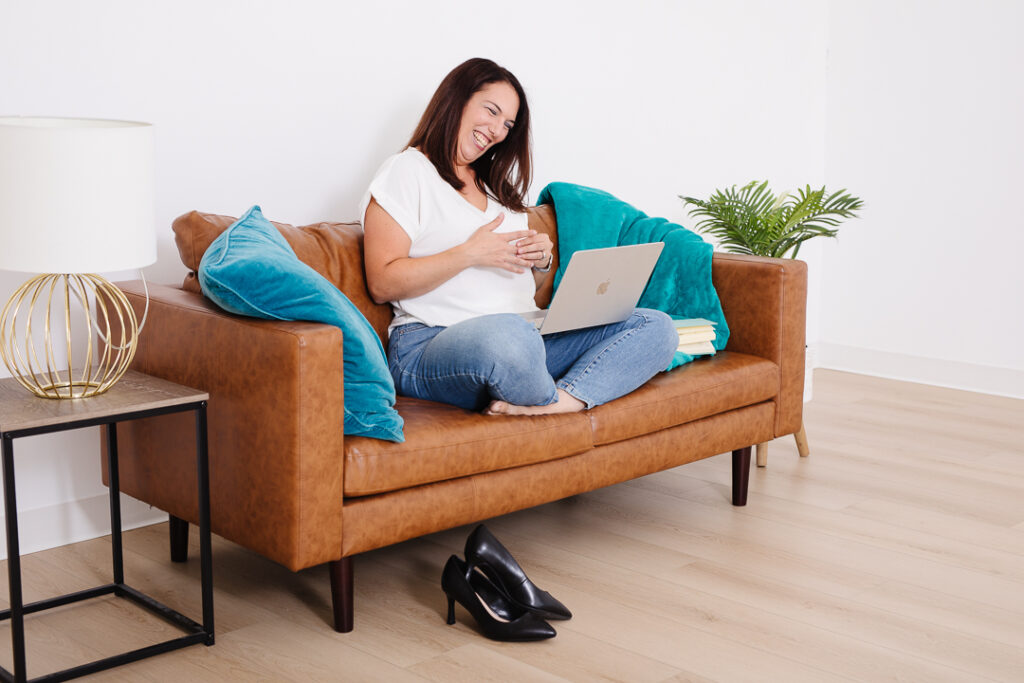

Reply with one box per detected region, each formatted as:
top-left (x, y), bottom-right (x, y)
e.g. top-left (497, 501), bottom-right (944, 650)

top-left (360, 148), bottom-right (538, 333)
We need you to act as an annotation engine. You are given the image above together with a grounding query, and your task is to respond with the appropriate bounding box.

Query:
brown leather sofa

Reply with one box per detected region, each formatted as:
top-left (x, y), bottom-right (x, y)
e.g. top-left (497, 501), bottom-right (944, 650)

top-left (109, 204), bottom-right (806, 632)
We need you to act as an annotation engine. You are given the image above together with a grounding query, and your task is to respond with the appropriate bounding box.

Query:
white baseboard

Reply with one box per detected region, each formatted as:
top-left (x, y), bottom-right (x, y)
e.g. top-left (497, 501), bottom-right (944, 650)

top-left (0, 493), bottom-right (167, 560)
top-left (815, 342), bottom-right (1024, 399)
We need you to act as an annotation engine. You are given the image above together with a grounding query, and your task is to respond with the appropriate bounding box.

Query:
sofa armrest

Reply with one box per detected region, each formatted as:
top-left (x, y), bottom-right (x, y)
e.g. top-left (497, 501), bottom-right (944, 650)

top-left (110, 281), bottom-right (345, 571)
top-left (711, 253), bottom-right (807, 438)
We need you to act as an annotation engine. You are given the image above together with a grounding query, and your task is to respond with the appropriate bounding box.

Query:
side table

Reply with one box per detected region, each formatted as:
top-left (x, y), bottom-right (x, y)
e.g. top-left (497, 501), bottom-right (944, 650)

top-left (0, 370), bottom-right (214, 682)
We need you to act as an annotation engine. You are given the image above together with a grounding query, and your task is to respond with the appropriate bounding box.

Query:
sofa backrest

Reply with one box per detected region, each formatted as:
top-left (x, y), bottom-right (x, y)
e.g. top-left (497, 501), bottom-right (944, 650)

top-left (172, 204), bottom-right (560, 345)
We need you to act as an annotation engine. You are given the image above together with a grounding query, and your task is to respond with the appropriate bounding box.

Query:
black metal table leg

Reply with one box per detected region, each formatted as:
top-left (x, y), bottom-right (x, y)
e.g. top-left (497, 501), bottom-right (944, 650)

top-left (106, 423), bottom-right (125, 587)
top-left (196, 402), bottom-right (215, 643)
top-left (2, 434), bottom-right (26, 682)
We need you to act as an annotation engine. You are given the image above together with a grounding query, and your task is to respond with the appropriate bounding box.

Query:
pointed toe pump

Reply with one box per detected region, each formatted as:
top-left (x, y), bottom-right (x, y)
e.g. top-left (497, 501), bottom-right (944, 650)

top-left (464, 524), bottom-right (573, 621)
top-left (441, 555), bottom-right (556, 642)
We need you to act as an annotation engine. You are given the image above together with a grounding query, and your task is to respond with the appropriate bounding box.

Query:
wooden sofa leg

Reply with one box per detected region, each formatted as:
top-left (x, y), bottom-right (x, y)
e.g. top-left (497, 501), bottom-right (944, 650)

top-left (755, 443), bottom-right (768, 467)
top-left (329, 557), bottom-right (354, 633)
top-left (169, 514), bottom-right (189, 563)
top-left (732, 446), bottom-right (752, 506)
top-left (795, 422), bottom-right (810, 457)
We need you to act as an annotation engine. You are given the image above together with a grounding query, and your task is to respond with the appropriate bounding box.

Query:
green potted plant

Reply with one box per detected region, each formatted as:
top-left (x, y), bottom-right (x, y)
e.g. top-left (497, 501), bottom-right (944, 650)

top-left (680, 180), bottom-right (864, 464)
top-left (680, 180), bottom-right (863, 259)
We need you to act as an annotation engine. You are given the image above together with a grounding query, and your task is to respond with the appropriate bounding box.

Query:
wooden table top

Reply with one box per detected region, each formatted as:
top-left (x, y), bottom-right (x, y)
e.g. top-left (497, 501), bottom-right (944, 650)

top-left (0, 370), bottom-right (208, 434)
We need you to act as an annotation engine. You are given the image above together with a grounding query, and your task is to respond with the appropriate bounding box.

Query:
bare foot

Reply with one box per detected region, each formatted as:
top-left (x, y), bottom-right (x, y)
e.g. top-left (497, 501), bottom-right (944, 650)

top-left (484, 389), bottom-right (585, 416)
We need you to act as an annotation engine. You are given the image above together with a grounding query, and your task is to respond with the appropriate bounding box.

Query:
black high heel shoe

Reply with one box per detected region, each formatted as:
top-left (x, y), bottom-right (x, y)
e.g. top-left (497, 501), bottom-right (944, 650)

top-left (442, 555), bottom-right (556, 642)
top-left (464, 525), bottom-right (572, 621)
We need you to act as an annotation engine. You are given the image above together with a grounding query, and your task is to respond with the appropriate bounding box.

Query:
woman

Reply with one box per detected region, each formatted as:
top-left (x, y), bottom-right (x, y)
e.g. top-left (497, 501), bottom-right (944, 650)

top-left (360, 58), bottom-right (677, 416)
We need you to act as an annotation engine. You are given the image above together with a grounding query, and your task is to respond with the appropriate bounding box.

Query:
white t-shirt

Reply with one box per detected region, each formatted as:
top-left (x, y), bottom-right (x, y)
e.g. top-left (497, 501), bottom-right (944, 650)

top-left (359, 148), bottom-right (539, 332)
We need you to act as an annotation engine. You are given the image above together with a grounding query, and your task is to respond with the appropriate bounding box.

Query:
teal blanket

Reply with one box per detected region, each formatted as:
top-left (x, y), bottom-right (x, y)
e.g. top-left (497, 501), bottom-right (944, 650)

top-left (537, 182), bottom-right (729, 370)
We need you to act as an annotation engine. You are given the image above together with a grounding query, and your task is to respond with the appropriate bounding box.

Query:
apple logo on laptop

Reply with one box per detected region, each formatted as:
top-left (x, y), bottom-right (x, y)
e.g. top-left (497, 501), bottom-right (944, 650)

top-left (596, 279), bottom-right (611, 295)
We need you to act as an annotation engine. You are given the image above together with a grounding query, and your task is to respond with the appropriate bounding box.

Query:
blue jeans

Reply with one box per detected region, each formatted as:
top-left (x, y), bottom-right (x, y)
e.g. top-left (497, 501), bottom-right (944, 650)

top-left (387, 309), bottom-right (678, 411)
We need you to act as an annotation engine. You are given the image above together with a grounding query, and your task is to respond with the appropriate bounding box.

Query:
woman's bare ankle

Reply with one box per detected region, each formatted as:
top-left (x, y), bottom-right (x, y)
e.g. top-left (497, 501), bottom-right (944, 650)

top-left (483, 389), bottom-right (585, 416)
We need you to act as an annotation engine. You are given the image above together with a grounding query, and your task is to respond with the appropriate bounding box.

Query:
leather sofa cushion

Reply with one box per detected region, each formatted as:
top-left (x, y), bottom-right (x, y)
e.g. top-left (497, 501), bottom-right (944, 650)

top-left (344, 397), bottom-right (594, 496)
top-left (172, 210), bottom-right (394, 344)
top-left (345, 351), bottom-right (777, 496)
top-left (587, 351), bottom-right (779, 446)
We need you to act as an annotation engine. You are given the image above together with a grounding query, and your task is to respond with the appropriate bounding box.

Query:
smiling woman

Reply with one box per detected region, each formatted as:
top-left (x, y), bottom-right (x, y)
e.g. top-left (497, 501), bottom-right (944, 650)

top-left (358, 57), bottom-right (678, 426)
top-left (406, 58), bottom-right (531, 213)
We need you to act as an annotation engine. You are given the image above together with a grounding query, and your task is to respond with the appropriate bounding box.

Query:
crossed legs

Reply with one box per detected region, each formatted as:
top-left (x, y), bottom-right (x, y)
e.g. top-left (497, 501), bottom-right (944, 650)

top-left (387, 309), bottom-right (678, 413)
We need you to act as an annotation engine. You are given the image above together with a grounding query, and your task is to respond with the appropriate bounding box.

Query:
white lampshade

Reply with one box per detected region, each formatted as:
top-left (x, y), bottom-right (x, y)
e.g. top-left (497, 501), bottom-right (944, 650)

top-left (0, 117), bottom-right (156, 274)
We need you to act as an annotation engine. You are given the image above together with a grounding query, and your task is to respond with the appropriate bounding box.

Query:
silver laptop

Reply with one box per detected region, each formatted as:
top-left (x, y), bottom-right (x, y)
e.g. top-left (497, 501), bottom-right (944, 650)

top-left (520, 242), bottom-right (664, 335)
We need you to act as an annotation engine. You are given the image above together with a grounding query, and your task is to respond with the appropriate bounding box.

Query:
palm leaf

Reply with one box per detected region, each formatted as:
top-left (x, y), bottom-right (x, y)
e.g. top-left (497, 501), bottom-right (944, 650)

top-left (680, 181), bottom-right (863, 258)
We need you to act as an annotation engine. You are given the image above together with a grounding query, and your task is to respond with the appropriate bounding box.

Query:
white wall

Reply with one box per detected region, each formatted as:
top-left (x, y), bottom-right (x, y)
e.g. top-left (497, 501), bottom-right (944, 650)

top-left (821, 0), bottom-right (1024, 397)
top-left (1, 0), bottom-right (828, 555)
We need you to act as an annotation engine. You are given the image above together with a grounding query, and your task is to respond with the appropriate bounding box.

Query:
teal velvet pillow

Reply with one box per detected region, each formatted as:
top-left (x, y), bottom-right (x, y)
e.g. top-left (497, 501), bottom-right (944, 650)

top-left (198, 205), bottom-right (404, 442)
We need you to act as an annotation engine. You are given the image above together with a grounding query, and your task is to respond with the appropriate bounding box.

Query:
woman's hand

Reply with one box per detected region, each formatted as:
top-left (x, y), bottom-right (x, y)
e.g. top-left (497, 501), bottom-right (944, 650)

top-left (458, 214), bottom-right (535, 273)
top-left (364, 199), bottom-right (539, 304)
top-left (513, 230), bottom-right (554, 270)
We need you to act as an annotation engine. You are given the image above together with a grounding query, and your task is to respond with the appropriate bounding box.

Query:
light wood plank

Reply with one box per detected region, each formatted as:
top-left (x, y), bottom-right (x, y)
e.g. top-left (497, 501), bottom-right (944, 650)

top-left (853, 580), bottom-right (1024, 651)
top-left (663, 483), bottom-right (1024, 581)
top-left (668, 561), bottom-right (1024, 681)
top-left (845, 497), bottom-right (1024, 556)
top-left (409, 643), bottom-right (566, 683)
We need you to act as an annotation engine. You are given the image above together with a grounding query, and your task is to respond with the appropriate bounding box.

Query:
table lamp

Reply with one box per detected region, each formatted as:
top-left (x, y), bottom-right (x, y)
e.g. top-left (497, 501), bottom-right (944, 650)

top-left (0, 117), bottom-right (156, 399)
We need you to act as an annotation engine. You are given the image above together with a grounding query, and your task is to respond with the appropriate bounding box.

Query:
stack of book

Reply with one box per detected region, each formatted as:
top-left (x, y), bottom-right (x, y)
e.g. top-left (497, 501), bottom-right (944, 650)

top-left (673, 318), bottom-right (717, 356)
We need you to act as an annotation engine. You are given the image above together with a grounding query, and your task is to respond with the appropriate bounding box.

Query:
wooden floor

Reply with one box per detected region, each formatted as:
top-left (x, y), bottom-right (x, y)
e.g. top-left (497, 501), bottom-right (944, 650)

top-left (2, 369), bottom-right (1023, 682)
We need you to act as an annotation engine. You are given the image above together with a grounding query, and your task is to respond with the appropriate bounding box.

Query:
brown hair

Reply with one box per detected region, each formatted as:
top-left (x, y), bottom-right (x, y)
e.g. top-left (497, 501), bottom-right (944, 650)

top-left (407, 58), bottom-right (532, 212)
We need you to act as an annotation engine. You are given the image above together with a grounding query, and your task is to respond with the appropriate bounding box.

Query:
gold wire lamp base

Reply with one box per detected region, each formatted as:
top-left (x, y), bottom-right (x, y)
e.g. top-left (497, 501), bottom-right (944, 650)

top-left (0, 273), bottom-right (139, 399)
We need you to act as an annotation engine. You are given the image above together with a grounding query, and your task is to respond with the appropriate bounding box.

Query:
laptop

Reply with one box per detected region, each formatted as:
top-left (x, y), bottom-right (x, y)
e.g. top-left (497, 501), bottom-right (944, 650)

top-left (520, 242), bottom-right (664, 335)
